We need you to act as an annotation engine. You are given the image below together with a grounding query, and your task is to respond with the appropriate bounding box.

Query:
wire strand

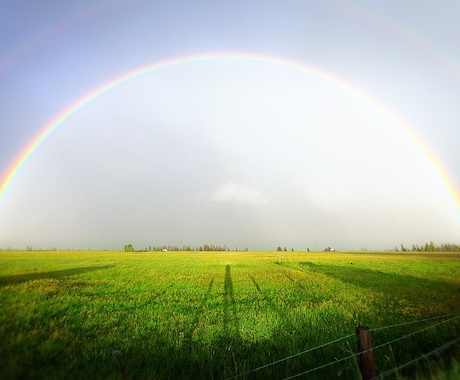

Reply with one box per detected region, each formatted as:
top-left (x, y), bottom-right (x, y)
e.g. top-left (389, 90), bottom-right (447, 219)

top-left (282, 350), bottom-right (362, 380)
top-left (284, 316), bottom-right (460, 380)
top-left (226, 333), bottom-right (354, 379)
top-left (373, 336), bottom-right (460, 379)
top-left (370, 311), bottom-right (460, 332)
top-left (371, 314), bottom-right (460, 353)
top-left (226, 312), bottom-right (460, 380)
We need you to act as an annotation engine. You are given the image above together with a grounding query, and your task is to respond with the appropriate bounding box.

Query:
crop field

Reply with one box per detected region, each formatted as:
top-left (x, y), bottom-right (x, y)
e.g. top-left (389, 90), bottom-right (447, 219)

top-left (0, 250), bottom-right (459, 379)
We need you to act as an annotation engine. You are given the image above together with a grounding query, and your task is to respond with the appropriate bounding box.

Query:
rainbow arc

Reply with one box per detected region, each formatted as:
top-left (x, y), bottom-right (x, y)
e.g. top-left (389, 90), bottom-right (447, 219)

top-left (0, 53), bottom-right (459, 217)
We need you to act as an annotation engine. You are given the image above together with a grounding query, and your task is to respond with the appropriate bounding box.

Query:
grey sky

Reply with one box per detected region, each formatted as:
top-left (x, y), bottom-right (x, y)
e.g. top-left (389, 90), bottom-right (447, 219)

top-left (0, 1), bottom-right (459, 251)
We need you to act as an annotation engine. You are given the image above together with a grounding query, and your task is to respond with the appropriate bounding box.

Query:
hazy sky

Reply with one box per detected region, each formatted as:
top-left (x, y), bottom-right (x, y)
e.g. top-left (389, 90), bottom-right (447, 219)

top-left (1, 0), bottom-right (460, 251)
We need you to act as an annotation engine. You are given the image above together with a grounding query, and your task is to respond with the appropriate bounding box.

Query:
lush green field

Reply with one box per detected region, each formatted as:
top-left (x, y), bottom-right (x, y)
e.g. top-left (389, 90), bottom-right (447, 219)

top-left (0, 250), bottom-right (459, 379)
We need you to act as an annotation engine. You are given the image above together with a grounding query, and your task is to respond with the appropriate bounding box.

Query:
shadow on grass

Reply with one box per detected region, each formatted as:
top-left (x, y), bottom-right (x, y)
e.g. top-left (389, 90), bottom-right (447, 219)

top-left (224, 265), bottom-right (240, 340)
top-left (99, 269), bottom-right (354, 380)
top-left (2, 263), bottom-right (459, 380)
top-left (250, 275), bottom-right (304, 335)
top-left (5, 320), bottom-right (458, 380)
top-left (298, 261), bottom-right (460, 305)
top-left (183, 278), bottom-right (214, 343)
top-left (0, 265), bottom-right (115, 287)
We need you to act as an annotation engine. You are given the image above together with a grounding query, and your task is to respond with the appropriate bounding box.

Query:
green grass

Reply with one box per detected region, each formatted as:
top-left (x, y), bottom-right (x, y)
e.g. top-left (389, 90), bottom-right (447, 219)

top-left (0, 251), bottom-right (459, 379)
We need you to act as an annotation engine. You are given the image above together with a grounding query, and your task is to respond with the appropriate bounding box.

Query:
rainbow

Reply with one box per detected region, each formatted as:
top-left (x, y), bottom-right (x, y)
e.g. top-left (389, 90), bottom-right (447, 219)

top-left (340, 2), bottom-right (460, 83)
top-left (0, 1), bottom-right (121, 74)
top-left (1, 52), bottom-right (460, 216)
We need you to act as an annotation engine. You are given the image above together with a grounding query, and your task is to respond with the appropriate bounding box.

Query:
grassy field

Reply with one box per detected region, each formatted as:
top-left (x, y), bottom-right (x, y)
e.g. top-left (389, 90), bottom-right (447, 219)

top-left (0, 250), bottom-right (459, 379)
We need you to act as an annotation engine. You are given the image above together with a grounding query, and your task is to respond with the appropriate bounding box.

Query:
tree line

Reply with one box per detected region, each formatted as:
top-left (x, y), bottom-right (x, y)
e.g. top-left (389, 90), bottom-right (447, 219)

top-left (396, 241), bottom-right (460, 252)
top-left (124, 244), bottom-right (244, 252)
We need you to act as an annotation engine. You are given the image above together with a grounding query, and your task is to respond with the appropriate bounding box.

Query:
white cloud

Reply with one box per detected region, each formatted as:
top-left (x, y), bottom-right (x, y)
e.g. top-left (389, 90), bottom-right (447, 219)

top-left (209, 181), bottom-right (269, 205)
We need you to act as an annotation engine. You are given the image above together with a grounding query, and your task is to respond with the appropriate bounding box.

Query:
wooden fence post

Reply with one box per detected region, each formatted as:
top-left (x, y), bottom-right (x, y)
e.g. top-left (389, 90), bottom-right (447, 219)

top-left (356, 325), bottom-right (376, 380)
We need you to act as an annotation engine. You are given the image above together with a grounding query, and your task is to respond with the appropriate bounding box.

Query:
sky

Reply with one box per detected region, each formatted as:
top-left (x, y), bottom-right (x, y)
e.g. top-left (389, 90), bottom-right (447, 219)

top-left (1, 0), bottom-right (460, 251)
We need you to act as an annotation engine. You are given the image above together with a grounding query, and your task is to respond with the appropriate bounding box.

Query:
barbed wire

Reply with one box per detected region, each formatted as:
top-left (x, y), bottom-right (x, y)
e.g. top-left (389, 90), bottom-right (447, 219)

top-left (370, 311), bottom-right (460, 332)
top-left (284, 313), bottom-right (460, 380)
top-left (374, 336), bottom-right (460, 379)
top-left (226, 333), bottom-right (354, 379)
top-left (226, 311), bottom-right (460, 380)
top-left (282, 349), bottom-right (361, 380)
top-left (371, 314), bottom-right (460, 352)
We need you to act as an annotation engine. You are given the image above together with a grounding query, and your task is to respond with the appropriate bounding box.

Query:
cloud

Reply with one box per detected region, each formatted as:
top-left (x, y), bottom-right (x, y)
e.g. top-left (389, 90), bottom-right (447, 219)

top-left (208, 181), bottom-right (269, 205)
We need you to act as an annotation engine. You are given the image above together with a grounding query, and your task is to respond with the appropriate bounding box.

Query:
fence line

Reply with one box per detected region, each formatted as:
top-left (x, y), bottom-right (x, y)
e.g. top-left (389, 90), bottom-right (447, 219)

top-left (284, 314), bottom-right (460, 380)
top-left (374, 336), bottom-right (460, 380)
top-left (282, 323), bottom-right (459, 380)
top-left (226, 312), bottom-right (460, 380)
top-left (370, 311), bottom-right (460, 332)
top-left (371, 314), bottom-right (460, 353)
top-left (282, 350), bottom-right (362, 380)
top-left (226, 333), bottom-right (355, 380)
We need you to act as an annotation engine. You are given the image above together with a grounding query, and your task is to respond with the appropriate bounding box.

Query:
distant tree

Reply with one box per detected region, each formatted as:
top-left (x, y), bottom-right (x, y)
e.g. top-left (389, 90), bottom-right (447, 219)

top-left (277, 247), bottom-right (283, 251)
top-left (124, 244), bottom-right (134, 252)
top-left (391, 241), bottom-right (459, 253)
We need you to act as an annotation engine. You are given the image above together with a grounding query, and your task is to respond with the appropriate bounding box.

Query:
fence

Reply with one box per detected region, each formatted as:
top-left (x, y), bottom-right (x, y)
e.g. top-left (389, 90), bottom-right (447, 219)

top-left (226, 311), bottom-right (460, 380)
